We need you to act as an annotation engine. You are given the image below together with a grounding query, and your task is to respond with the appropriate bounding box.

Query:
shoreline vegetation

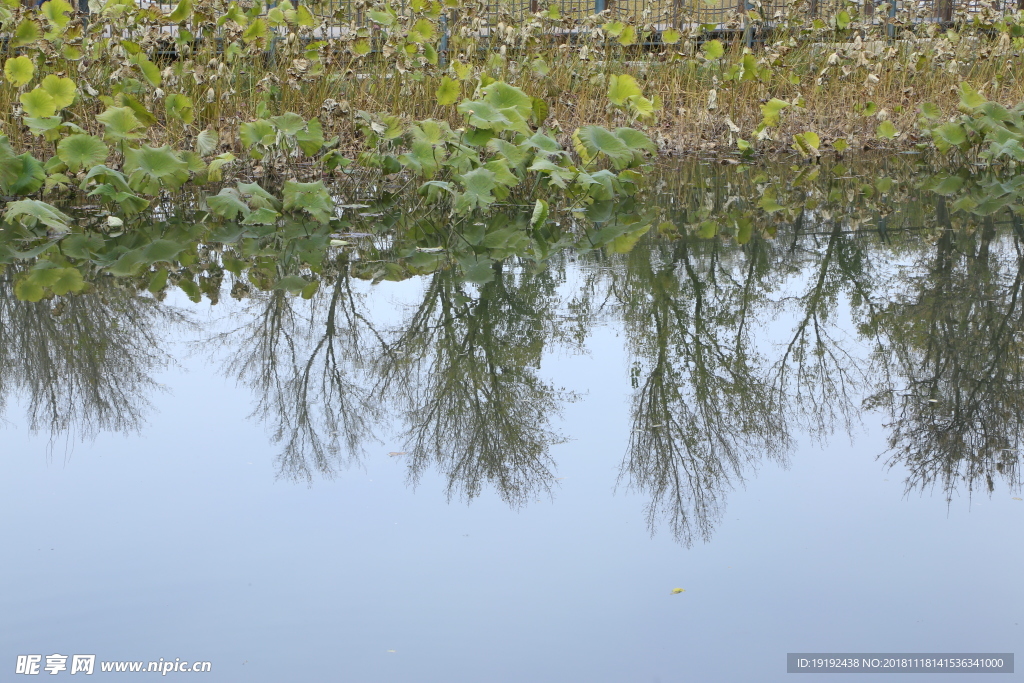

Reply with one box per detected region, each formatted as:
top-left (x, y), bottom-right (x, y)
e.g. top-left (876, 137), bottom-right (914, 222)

top-left (1, 0), bottom-right (1023, 251)
top-left (1, 0), bottom-right (1023, 158)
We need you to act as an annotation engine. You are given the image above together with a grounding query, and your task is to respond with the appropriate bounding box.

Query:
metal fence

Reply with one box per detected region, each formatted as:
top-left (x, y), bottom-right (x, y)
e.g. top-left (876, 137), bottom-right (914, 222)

top-left (14, 0), bottom-right (1023, 35)
top-left (291, 0), bottom-right (1023, 24)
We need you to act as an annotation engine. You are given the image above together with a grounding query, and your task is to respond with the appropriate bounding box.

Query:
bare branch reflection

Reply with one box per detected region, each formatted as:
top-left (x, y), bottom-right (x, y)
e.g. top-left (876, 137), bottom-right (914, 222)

top-left (382, 263), bottom-right (573, 507)
top-left (612, 236), bottom-right (789, 546)
top-left (0, 268), bottom-right (182, 440)
top-left (866, 208), bottom-right (1024, 501)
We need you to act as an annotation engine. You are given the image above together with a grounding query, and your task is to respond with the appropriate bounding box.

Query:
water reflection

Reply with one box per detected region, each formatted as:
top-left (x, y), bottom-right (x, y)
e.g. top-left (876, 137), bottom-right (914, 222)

top-left (610, 236), bottom-right (787, 545)
top-left (0, 267), bottom-right (183, 440)
top-left (384, 263), bottom-right (572, 507)
top-left (3, 157), bottom-right (1024, 542)
top-left (866, 208), bottom-right (1024, 501)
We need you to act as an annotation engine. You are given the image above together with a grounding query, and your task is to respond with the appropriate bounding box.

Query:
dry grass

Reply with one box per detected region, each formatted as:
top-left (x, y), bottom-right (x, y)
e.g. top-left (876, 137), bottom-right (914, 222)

top-left (1, 0), bottom-right (1022, 158)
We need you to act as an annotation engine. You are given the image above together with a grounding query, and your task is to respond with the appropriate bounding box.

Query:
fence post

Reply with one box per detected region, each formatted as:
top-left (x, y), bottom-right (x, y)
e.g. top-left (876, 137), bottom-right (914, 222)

top-left (439, 13), bottom-right (449, 67)
top-left (596, 0), bottom-right (607, 13)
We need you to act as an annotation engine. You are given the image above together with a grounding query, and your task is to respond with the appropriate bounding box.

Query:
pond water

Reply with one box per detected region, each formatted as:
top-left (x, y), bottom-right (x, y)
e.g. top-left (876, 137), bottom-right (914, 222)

top-left (1, 157), bottom-right (1022, 681)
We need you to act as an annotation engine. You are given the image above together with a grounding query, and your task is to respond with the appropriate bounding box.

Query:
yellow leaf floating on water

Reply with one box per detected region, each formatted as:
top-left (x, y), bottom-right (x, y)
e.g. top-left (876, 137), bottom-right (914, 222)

top-left (671, 588), bottom-right (685, 594)
top-left (1013, 497), bottom-right (1022, 501)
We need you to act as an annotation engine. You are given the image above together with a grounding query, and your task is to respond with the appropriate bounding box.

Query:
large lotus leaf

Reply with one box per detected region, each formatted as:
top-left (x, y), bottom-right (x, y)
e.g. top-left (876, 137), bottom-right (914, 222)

top-left (241, 207), bottom-right (280, 225)
top-left (87, 184), bottom-right (151, 215)
top-left (106, 248), bottom-right (150, 277)
top-left (572, 125), bottom-right (633, 169)
top-left (487, 138), bottom-right (528, 169)
top-left (481, 82), bottom-right (533, 119)
top-left (13, 18), bottom-right (41, 48)
top-left (168, 0), bottom-right (193, 23)
top-left (270, 112), bottom-right (306, 136)
top-left (206, 188), bottom-right (251, 220)
top-left (96, 106), bottom-right (144, 144)
top-left (165, 93), bottom-right (194, 124)
top-left (23, 116), bottom-right (63, 139)
top-left (57, 134), bottom-right (109, 173)
top-left (282, 179), bottom-right (334, 223)
top-left (3, 199), bottom-right (73, 232)
top-left (522, 131), bottom-right (563, 155)
top-left (118, 93), bottom-right (157, 127)
top-left (408, 17), bottom-right (435, 42)
top-left (132, 55), bottom-right (161, 87)
top-left (6, 153), bottom-right (45, 195)
top-left (123, 145), bottom-right (190, 193)
top-left (4, 56), bottom-right (34, 87)
top-left (241, 17), bottom-right (268, 44)
top-left (614, 127), bottom-right (656, 153)
top-left (607, 74), bottom-right (642, 106)
top-left (81, 164), bottom-right (132, 193)
top-left (457, 100), bottom-right (512, 132)
top-left (435, 76), bottom-right (460, 106)
top-left (195, 128), bottom-right (219, 156)
top-left (457, 256), bottom-right (496, 285)
top-left (142, 239), bottom-right (187, 263)
top-left (237, 182), bottom-right (282, 211)
top-left (14, 277), bottom-right (47, 302)
top-left (410, 119), bottom-right (453, 146)
top-left (398, 140), bottom-right (441, 178)
top-left (20, 88), bottom-right (56, 118)
top-left (759, 98), bottom-right (790, 127)
top-left (454, 167), bottom-right (497, 213)
top-left (273, 275), bottom-right (311, 293)
top-left (482, 158), bottom-right (520, 188)
top-left (41, 0), bottom-right (74, 29)
top-left (48, 267), bottom-right (85, 295)
top-left (239, 119), bottom-right (276, 153)
top-left (205, 152), bottom-right (235, 182)
top-left (295, 118), bottom-right (324, 156)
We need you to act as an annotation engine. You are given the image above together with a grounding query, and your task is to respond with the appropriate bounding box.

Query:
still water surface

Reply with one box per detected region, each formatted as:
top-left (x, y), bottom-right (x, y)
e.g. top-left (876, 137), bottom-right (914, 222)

top-left (2, 158), bottom-right (1022, 681)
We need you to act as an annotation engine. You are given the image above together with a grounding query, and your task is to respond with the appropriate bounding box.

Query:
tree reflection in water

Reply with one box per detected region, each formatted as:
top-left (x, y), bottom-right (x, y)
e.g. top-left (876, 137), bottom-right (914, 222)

top-left (866, 207), bottom-right (1024, 501)
top-left (3, 158), bottom-right (1024, 543)
top-left (0, 267), bottom-right (184, 443)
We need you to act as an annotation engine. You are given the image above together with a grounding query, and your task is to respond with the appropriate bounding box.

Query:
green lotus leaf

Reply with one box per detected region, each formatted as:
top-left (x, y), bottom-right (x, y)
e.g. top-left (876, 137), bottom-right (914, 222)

top-left (481, 82), bottom-right (532, 119)
top-left (142, 239), bottom-right (187, 263)
top-left (165, 93), bottom-right (195, 124)
top-left (13, 19), bottom-right (41, 48)
top-left (456, 100), bottom-right (512, 131)
top-left (607, 74), bottom-right (642, 107)
top-left (49, 267), bottom-right (85, 296)
top-left (206, 188), bottom-right (250, 220)
top-left (3, 199), bottom-right (73, 232)
top-left (14, 277), bottom-right (47, 302)
top-left (41, 0), bottom-right (74, 29)
top-left (573, 125), bottom-right (633, 169)
top-left (96, 106), bottom-right (145, 144)
top-left (123, 144), bottom-right (190, 193)
top-left (237, 182), bottom-right (282, 211)
top-left (295, 118), bottom-right (324, 156)
top-left (435, 75), bottom-right (460, 106)
top-left (20, 88), bottom-right (57, 118)
top-left (454, 166), bottom-right (497, 213)
top-left (6, 153), bottom-right (45, 195)
top-left (282, 179), bottom-right (334, 223)
top-left (196, 128), bottom-right (219, 156)
top-left (4, 56), bottom-right (34, 88)
top-left (57, 134), bottom-right (109, 173)
top-left (274, 275), bottom-right (311, 293)
top-left (132, 55), bottom-right (161, 87)
top-left (270, 112), bottom-right (306, 136)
